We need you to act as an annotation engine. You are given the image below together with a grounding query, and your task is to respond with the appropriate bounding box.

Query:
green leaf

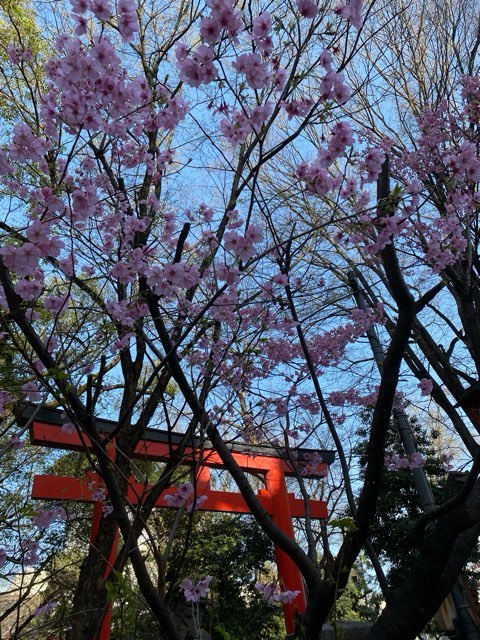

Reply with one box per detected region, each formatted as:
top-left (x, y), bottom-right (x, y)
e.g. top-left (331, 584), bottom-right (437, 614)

top-left (328, 517), bottom-right (358, 531)
top-left (214, 624), bottom-right (232, 639)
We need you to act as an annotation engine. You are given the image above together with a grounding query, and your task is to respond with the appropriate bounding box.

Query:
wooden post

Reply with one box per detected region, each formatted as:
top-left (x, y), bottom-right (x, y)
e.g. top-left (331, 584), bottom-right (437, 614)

top-left (265, 459), bottom-right (306, 634)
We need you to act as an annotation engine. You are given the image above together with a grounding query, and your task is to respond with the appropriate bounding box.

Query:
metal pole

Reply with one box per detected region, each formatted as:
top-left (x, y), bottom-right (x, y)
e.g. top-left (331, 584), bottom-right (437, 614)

top-left (348, 269), bottom-right (479, 640)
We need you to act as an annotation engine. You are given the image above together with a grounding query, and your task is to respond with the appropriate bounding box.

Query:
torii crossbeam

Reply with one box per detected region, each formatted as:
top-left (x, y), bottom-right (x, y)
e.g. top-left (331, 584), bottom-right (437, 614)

top-left (20, 405), bottom-right (334, 638)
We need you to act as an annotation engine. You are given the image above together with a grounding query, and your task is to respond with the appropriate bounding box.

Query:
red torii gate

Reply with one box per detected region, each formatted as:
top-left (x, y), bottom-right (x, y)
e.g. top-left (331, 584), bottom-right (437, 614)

top-left (20, 406), bottom-right (334, 638)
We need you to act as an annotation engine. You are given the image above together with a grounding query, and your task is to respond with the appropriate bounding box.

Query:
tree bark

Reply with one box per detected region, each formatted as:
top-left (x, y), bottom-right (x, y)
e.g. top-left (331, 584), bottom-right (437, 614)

top-left (366, 478), bottom-right (480, 640)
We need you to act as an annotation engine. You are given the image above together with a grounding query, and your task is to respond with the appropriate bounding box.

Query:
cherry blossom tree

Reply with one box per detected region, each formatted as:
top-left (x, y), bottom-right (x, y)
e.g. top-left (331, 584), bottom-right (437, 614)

top-left (0, 1), bottom-right (479, 639)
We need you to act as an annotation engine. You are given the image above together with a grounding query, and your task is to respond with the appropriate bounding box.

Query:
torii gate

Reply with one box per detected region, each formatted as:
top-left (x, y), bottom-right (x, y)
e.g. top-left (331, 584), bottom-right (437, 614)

top-left (19, 405), bottom-right (334, 638)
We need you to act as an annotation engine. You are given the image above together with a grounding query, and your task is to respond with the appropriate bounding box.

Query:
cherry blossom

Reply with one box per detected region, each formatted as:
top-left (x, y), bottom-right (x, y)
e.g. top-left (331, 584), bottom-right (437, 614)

top-left (177, 44), bottom-right (217, 87)
top-left (384, 450), bottom-right (426, 471)
top-left (181, 576), bottom-right (213, 603)
top-left (9, 124), bottom-right (49, 163)
top-left (232, 53), bottom-right (271, 90)
top-left (21, 382), bottom-right (42, 402)
top-left (70, 0), bottom-right (90, 12)
top-left (10, 434), bottom-right (24, 450)
top-left (335, 0), bottom-right (363, 29)
top-left (23, 540), bottom-right (40, 566)
top-left (44, 295), bottom-right (69, 317)
top-left (61, 421), bottom-right (76, 434)
top-left (255, 581), bottom-right (301, 604)
top-left (90, 0), bottom-right (113, 21)
top-left (200, 16), bottom-right (221, 43)
top-left (32, 507), bottom-right (67, 531)
top-left (296, 0), bottom-right (318, 19)
top-left (301, 452), bottom-right (327, 477)
top-left (164, 482), bottom-right (194, 507)
top-left (418, 378), bottom-right (433, 396)
top-left (102, 504), bottom-right (114, 517)
top-left (117, 0), bottom-right (140, 41)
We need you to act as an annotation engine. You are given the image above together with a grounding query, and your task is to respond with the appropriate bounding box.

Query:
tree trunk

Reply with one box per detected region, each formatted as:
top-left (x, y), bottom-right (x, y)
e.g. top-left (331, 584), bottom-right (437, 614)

top-left (67, 515), bottom-right (118, 639)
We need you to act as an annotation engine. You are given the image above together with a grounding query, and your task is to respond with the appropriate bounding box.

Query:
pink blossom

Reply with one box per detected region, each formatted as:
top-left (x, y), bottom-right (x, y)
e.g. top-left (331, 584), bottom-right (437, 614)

top-left (73, 22), bottom-right (88, 43)
top-left (270, 68), bottom-right (285, 95)
top-left (0, 150), bottom-right (13, 175)
top-left (7, 43), bottom-right (21, 64)
top-left (255, 581), bottom-right (276, 601)
top-left (281, 98), bottom-right (314, 120)
top-left (223, 231), bottom-right (256, 261)
top-left (445, 141), bottom-right (480, 182)
top-left (72, 185), bottom-right (98, 219)
top-left (102, 504), bottom-right (114, 517)
top-left (320, 70), bottom-right (352, 104)
top-left (22, 381), bottom-right (42, 402)
top-left (362, 147), bottom-right (386, 182)
top-left (177, 482), bottom-right (194, 499)
top-left (255, 581), bottom-right (301, 604)
top-left (246, 224), bottom-right (264, 244)
top-left (92, 487), bottom-right (107, 501)
top-left (181, 576), bottom-right (213, 602)
top-left (216, 263), bottom-right (240, 285)
top-left (335, 0), bottom-right (363, 29)
top-left (117, 0), bottom-right (139, 41)
top-left (23, 540), bottom-right (40, 565)
top-left (32, 506), bottom-right (67, 530)
top-left (59, 255), bottom-right (75, 276)
top-left (213, 1), bottom-right (243, 39)
top-left (272, 273), bottom-right (288, 286)
top-left (164, 482), bottom-right (195, 507)
top-left (252, 11), bottom-right (272, 38)
top-left (296, 0), bottom-right (318, 19)
top-left (164, 492), bottom-right (185, 507)
top-left (320, 49), bottom-right (334, 70)
top-left (232, 53), bottom-right (270, 90)
top-left (275, 590), bottom-right (302, 604)
top-left (385, 450), bottom-right (426, 471)
top-left (70, 0), bottom-right (90, 12)
top-left (418, 378), bottom-right (433, 396)
top-left (296, 159), bottom-right (340, 196)
top-left (186, 494), bottom-right (208, 513)
top-left (441, 452), bottom-right (454, 471)
top-left (61, 421), bottom-right (76, 434)
top-left (33, 601), bottom-right (58, 617)
top-left (301, 451), bottom-right (326, 477)
top-left (15, 277), bottom-right (43, 300)
top-left (200, 16), bottom-right (221, 43)
top-left (91, 0), bottom-right (113, 21)
top-left (26, 220), bottom-right (51, 245)
top-left (9, 124), bottom-right (49, 163)
top-left (329, 121), bottom-right (355, 156)
top-left (10, 434), bottom-right (24, 450)
top-left (44, 295), bottom-right (69, 317)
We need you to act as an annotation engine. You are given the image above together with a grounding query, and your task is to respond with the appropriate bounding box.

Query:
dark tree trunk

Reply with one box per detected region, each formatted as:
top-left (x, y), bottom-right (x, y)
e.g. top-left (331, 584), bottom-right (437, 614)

top-left (66, 515), bottom-right (118, 639)
top-left (366, 478), bottom-right (480, 640)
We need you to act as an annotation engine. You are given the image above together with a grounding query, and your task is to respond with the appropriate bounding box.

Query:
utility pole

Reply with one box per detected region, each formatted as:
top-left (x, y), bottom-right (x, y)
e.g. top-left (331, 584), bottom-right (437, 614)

top-left (348, 269), bottom-right (480, 640)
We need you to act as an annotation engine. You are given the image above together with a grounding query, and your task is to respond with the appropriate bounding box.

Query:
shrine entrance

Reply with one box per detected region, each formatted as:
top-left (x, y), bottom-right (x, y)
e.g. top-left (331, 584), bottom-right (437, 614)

top-left (20, 405), bottom-right (334, 638)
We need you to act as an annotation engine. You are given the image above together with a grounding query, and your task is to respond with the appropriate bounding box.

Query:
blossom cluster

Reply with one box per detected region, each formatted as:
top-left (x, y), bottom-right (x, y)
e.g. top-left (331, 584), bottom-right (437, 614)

top-left (70, 0), bottom-right (139, 42)
top-left (301, 452), bottom-right (327, 477)
top-left (181, 576), bottom-right (213, 603)
top-left (384, 450), bottom-right (426, 471)
top-left (32, 506), bottom-right (67, 531)
top-left (255, 581), bottom-right (301, 604)
top-left (164, 482), bottom-right (208, 512)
